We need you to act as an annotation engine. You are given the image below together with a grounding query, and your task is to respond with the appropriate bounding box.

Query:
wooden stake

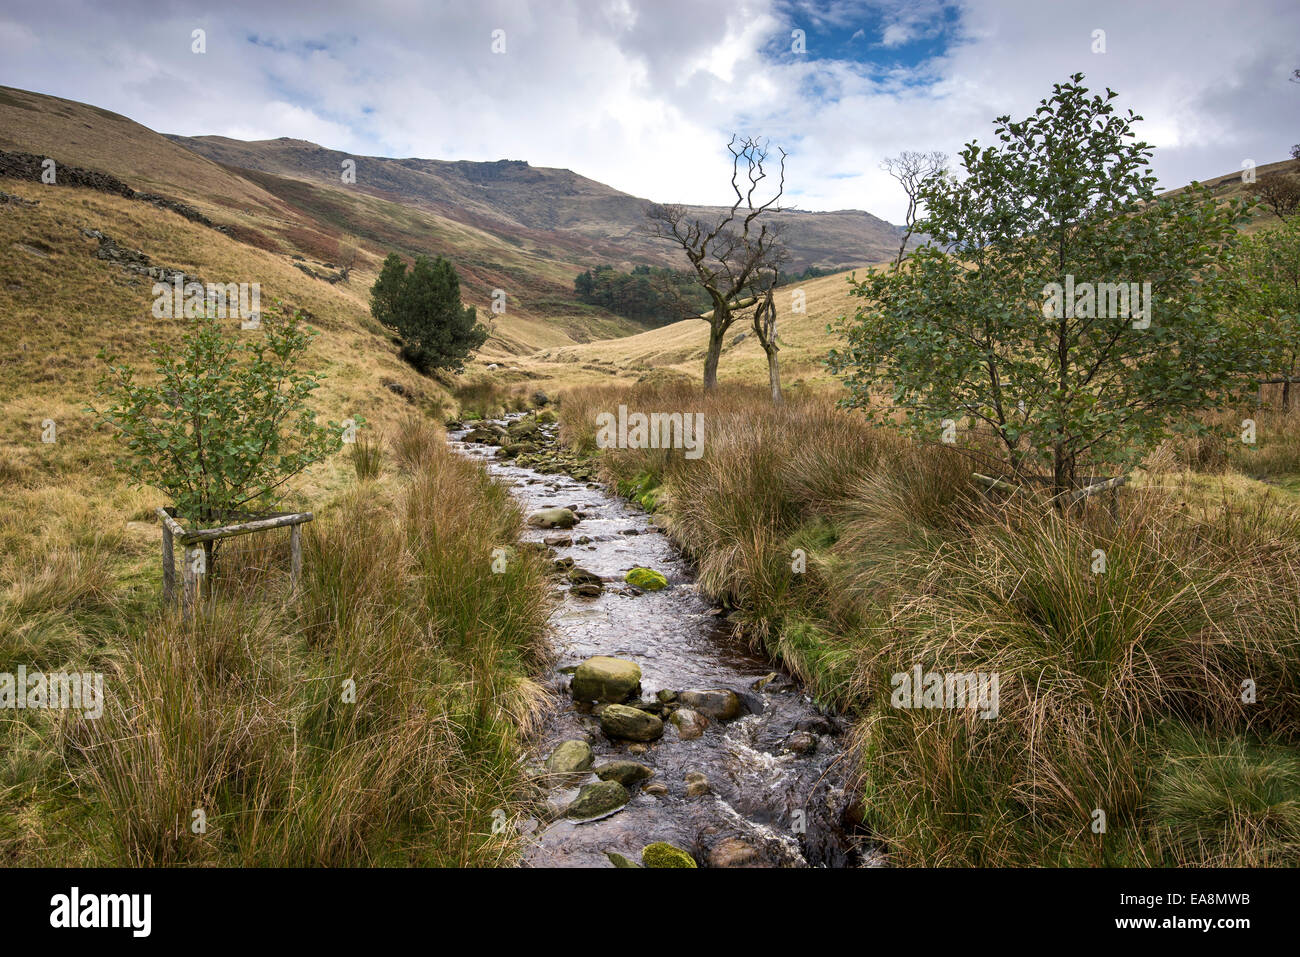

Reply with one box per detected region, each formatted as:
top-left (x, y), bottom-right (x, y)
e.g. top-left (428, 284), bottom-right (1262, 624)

top-left (290, 524), bottom-right (302, 594)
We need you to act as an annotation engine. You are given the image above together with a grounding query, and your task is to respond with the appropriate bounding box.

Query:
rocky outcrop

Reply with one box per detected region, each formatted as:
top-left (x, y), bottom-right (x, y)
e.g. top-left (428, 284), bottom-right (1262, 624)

top-left (0, 150), bottom-right (228, 233)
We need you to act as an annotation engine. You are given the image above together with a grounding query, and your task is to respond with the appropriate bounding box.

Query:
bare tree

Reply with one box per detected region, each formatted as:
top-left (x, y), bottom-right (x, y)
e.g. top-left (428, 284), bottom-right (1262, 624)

top-left (750, 266), bottom-right (784, 405)
top-left (1253, 172), bottom-right (1300, 221)
top-left (880, 150), bottom-right (947, 267)
top-left (646, 135), bottom-right (787, 391)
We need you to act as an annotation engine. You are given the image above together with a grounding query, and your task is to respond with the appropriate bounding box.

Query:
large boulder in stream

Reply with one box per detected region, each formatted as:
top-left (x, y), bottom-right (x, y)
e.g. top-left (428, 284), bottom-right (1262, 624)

top-left (599, 704), bottom-right (664, 742)
top-left (565, 780), bottom-right (630, 822)
top-left (572, 656), bottom-right (641, 703)
top-left (678, 689), bottom-right (743, 721)
top-left (527, 507), bottom-right (578, 529)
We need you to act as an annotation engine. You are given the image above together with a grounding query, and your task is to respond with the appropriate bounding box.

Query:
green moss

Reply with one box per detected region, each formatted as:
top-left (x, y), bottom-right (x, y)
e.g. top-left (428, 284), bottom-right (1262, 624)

top-left (642, 841), bottom-right (696, 868)
top-left (624, 567), bottom-right (668, 591)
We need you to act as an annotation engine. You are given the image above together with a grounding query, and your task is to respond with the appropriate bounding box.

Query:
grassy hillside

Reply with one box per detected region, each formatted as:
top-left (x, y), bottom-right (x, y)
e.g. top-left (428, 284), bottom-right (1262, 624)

top-left (0, 85), bottom-right (651, 357)
top-left (503, 159), bottom-right (1300, 394)
top-left (172, 132), bottom-right (908, 272)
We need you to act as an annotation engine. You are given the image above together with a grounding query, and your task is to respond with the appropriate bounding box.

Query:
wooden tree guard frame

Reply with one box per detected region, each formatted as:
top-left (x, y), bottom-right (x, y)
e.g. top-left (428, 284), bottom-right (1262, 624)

top-left (972, 472), bottom-right (1128, 517)
top-left (157, 507), bottom-right (314, 618)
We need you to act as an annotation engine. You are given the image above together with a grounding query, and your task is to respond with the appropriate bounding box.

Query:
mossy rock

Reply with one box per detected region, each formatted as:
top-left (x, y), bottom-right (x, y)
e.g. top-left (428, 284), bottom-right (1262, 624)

top-left (624, 567), bottom-right (668, 591)
top-left (545, 739), bottom-right (594, 775)
top-left (599, 703), bottom-right (664, 742)
top-left (565, 780), bottom-right (630, 822)
top-left (527, 507), bottom-right (578, 529)
top-left (594, 760), bottom-right (654, 787)
top-left (642, 842), bottom-right (697, 868)
top-left (572, 656), bottom-right (641, 703)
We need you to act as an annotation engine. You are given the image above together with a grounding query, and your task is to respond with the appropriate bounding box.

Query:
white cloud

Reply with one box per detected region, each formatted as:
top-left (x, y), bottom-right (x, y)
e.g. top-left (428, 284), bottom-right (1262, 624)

top-left (0, 0), bottom-right (1295, 224)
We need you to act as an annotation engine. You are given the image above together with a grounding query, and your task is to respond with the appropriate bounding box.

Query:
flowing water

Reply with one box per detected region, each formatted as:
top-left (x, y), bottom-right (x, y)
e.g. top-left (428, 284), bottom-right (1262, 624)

top-left (451, 418), bottom-right (867, 868)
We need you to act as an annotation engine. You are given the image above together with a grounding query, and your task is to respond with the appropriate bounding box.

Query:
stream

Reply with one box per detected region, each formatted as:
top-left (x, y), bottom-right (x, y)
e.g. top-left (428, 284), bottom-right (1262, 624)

top-left (450, 416), bottom-right (867, 868)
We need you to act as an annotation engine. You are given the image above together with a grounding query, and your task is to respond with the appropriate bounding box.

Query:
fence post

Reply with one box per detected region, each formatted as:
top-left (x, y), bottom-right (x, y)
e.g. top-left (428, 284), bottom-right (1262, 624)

top-left (161, 521), bottom-right (175, 607)
top-left (290, 523), bottom-right (302, 594)
top-left (182, 545), bottom-right (200, 621)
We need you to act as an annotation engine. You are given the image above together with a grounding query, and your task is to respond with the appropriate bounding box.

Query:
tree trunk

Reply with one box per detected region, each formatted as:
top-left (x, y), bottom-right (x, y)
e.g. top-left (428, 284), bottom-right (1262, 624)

top-left (1284, 378), bottom-right (1292, 412)
top-left (1052, 445), bottom-right (1076, 510)
top-left (752, 290), bottom-right (782, 405)
top-left (703, 321), bottom-right (726, 391)
top-left (764, 340), bottom-right (783, 405)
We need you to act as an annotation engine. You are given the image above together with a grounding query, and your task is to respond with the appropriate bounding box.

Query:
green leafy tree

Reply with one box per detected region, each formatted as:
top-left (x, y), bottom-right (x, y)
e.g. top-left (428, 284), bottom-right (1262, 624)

top-left (829, 74), bottom-right (1260, 502)
top-left (370, 253), bottom-right (487, 374)
top-left (1236, 218), bottom-right (1300, 409)
top-left (90, 305), bottom-right (345, 527)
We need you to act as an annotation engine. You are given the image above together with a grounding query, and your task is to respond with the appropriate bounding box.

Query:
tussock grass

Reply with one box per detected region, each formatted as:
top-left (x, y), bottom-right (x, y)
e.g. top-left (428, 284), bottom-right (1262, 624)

top-left (1, 418), bottom-right (552, 866)
top-left (349, 432), bottom-right (384, 482)
top-left (561, 381), bottom-right (1300, 866)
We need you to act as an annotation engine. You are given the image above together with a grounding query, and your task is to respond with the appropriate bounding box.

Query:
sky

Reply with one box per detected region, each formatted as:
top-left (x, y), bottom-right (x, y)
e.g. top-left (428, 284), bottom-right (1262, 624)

top-left (0, 0), bottom-right (1296, 223)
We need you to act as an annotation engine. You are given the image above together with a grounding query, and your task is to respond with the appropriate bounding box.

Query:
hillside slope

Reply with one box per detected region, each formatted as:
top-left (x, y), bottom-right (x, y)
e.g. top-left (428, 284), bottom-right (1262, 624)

top-left (170, 133), bottom-right (907, 272)
top-left (0, 86), bottom-right (649, 356)
top-left (511, 158), bottom-right (1300, 392)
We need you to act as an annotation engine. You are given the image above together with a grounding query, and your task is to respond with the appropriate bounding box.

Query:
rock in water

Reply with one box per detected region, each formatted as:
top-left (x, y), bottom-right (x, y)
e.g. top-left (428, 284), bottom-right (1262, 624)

top-left (684, 771), bottom-right (710, 797)
top-left (623, 567), bottom-right (668, 591)
top-left (572, 656), bottom-right (642, 703)
top-left (784, 731), bottom-right (817, 755)
top-left (669, 708), bottom-right (709, 740)
top-left (566, 781), bottom-right (630, 822)
top-left (567, 567), bottom-right (603, 596)
top-left (594, 760), bottom-right (655, 787)
top-left (599, 704), bottom-right (664, 742)
top-left (567, 567), bottom-right (601, 585)
top-left (642, 842), bottom-right (697, 868)
top-left (544, 739), bottom-right (594, 775)
top-left (678, 689), bottom-right (743, 721)
top-left (708, 837), bottom-right (760, 868)
top-left (527, 507), bottom-right (578, 529)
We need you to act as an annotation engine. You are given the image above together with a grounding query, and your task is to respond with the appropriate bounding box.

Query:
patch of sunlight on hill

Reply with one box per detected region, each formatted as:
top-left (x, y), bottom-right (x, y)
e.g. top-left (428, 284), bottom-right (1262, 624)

top-left (495, 265), bottom-right (881, 391)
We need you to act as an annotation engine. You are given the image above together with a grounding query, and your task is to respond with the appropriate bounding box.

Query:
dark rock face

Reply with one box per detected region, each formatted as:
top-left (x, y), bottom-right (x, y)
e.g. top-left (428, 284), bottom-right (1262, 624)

top-left (0, 150), bottom-right (229, 233)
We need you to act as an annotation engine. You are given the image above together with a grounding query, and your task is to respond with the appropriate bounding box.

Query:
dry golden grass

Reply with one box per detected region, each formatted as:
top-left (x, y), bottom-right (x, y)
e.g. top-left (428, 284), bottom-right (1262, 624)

top-left (2, 415), bottom-right (553, 866)
top-left (556, 380), bottom-right (1300, 866)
